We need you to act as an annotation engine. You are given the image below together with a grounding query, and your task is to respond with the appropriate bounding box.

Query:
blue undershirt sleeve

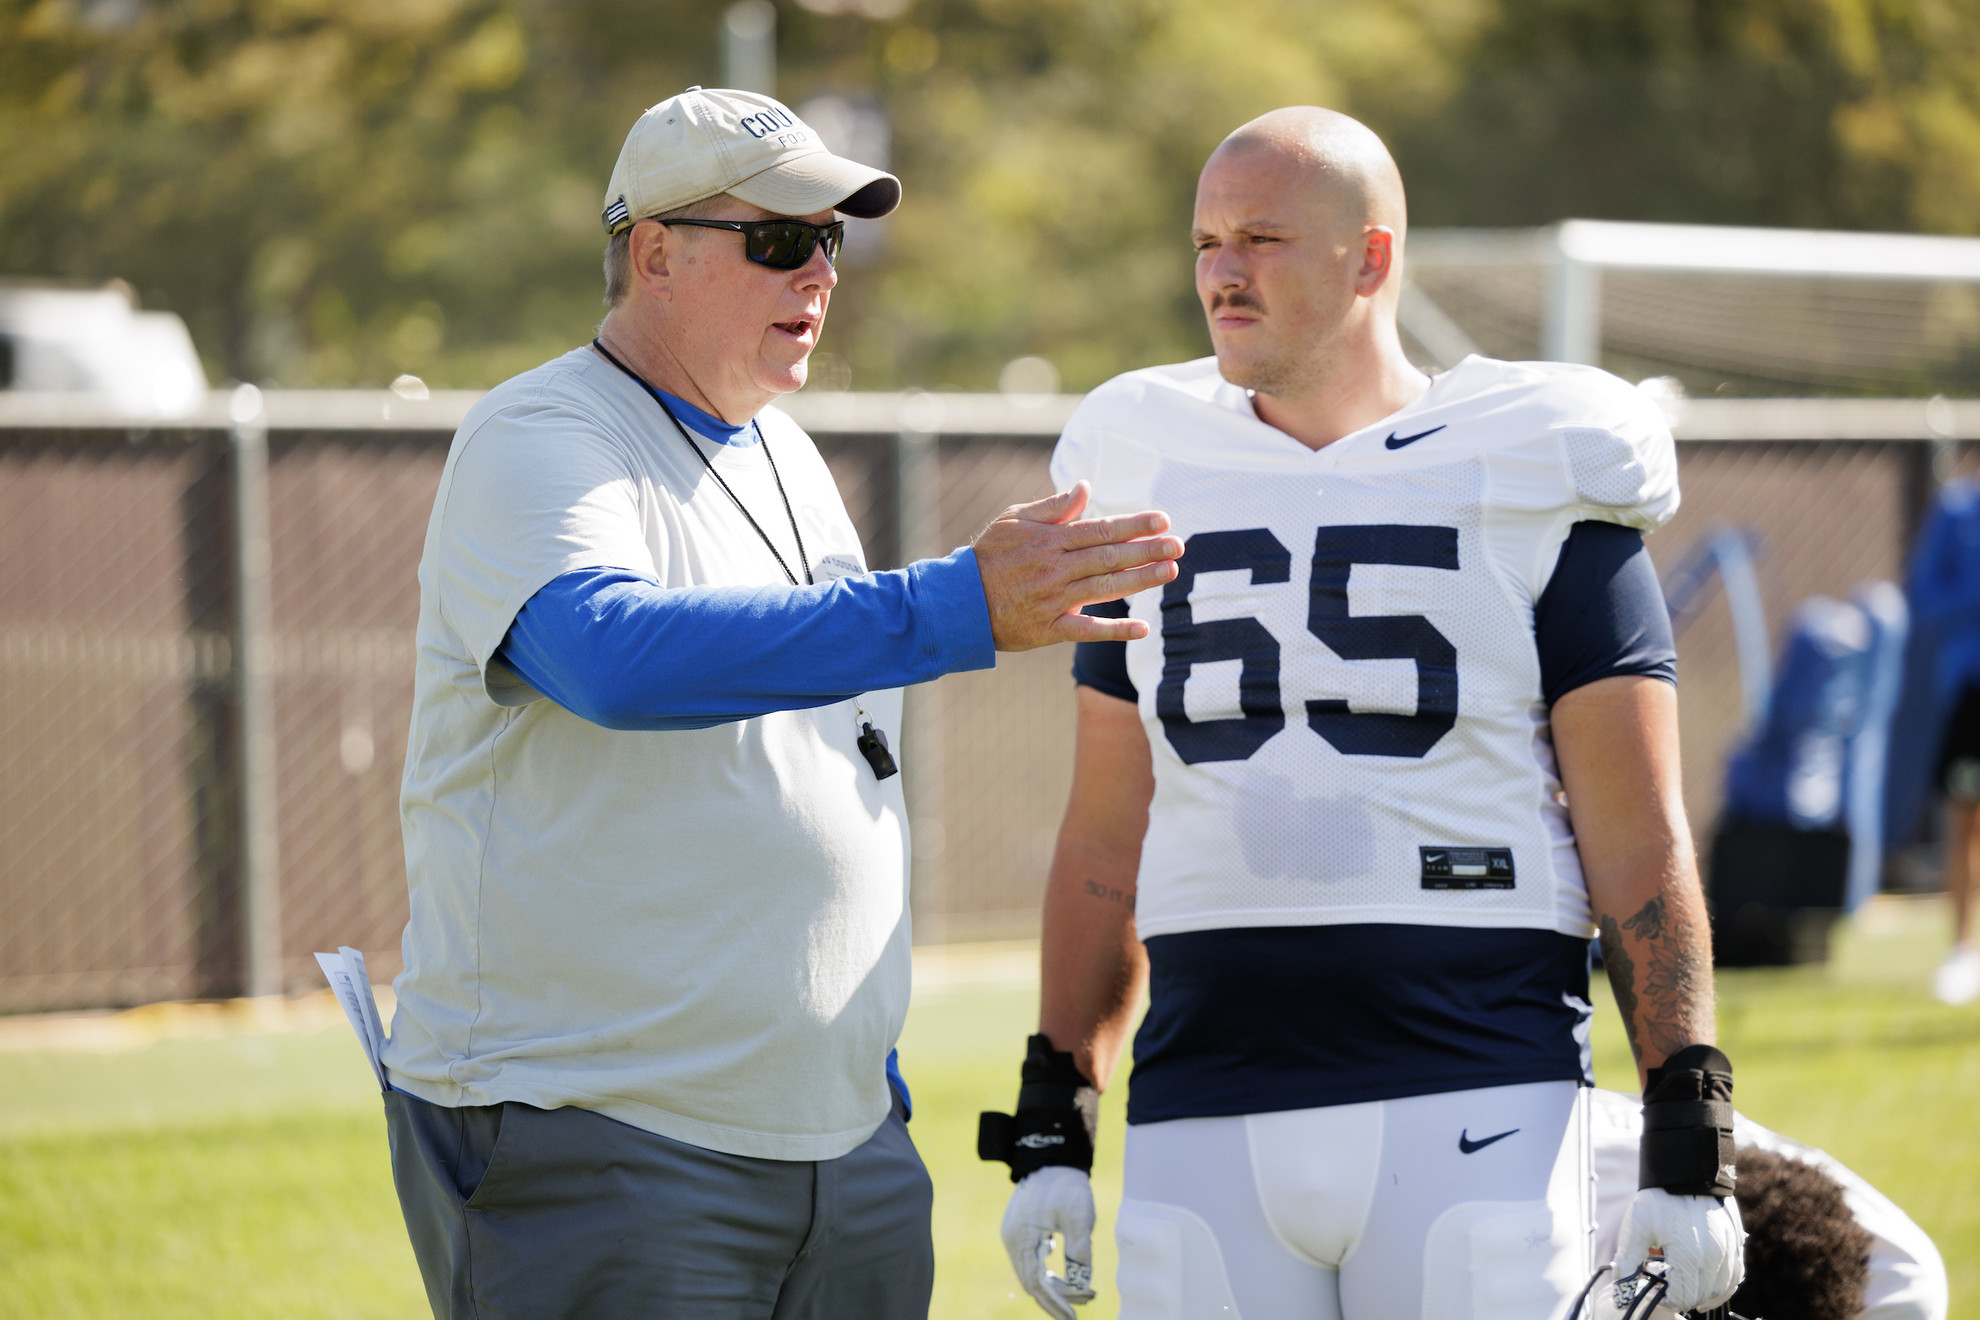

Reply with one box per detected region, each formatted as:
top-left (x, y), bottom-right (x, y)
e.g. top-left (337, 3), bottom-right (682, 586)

top-left (885, 1048), bottom-right (911, 1121)
top-left (1534, 521), bottom-right (1677, 706)
top-left (494, 551), bottom-right (995, 731)
top-left (1072, 600), bottom-right (1138, 703)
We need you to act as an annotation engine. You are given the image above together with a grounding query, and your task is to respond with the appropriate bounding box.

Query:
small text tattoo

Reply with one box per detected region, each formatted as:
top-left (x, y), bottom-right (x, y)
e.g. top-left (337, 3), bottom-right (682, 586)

top-left (1082, 879), bottom-right (1134, 910)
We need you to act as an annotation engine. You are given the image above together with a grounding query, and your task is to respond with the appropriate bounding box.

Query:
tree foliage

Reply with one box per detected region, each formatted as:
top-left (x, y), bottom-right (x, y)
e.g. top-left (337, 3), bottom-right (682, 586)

top-left (1375, 0), bottom-right (1980, 235)
top-left (5, 0), bottom-right (1980, 391)
top-left (0, 0), bottom-right (711, 384)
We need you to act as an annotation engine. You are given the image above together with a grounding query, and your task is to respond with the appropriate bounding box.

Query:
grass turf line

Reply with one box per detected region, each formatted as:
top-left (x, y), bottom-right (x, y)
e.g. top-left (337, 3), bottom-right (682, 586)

top-left (0, 909), bottom-right (1971, 1318)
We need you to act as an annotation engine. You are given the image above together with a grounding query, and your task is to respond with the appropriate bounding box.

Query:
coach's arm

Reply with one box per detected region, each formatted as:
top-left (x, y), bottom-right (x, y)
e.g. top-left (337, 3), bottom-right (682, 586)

top-left (493, 486), bottom-right (1182, 730)
top-left (1552, 673), bottom-right (1716, 1086)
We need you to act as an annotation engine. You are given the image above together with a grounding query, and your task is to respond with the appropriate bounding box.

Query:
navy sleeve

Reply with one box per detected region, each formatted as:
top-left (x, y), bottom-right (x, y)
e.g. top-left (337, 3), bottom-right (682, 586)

top-left (1534, 521), bottom-right (1677, 705)
top-left (1072, 600), bottom-right (1138, 703)
top-left (494, 551), bottom-right (995, 732)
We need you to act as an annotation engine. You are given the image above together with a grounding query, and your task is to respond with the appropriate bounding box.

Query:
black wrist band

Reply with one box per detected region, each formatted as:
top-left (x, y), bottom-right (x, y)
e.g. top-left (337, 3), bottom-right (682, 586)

top-left (978, 1034), bottom-right (1100, 1183)
top-left (1639, 1043), bottom-right (1737, 1198)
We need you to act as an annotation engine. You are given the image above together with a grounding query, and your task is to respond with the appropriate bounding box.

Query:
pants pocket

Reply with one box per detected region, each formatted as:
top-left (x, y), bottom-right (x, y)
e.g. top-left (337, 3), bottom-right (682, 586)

top-left (459, 1101), bottom-right (515, 1208)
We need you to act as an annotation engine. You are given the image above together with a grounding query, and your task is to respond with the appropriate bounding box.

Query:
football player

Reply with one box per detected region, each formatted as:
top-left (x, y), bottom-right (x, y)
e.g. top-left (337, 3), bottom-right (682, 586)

top-left (979, 108), bottom-right (1745, 1318)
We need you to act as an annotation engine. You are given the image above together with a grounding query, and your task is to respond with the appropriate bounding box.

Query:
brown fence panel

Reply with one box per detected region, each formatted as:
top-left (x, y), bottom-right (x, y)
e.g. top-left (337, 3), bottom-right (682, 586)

top-left (910, 438), bottom-right (1070, 942)
top-left (0, 413), bottom-right (1956, 1010)
top-left (0, 431), bottom-right (235, 1011)
top-left (265, 436), bottom-right (445, 990)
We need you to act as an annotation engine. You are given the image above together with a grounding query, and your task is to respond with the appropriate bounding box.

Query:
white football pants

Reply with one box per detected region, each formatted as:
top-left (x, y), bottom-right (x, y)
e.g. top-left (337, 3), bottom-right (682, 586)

top-left (1117, 1080), bottom-right (1593, 1320)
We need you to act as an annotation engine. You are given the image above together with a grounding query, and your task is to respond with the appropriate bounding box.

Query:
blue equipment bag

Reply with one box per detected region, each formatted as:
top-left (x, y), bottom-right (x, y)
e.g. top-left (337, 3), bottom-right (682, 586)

top-left (1711, 597), bottom-right (1876, 965)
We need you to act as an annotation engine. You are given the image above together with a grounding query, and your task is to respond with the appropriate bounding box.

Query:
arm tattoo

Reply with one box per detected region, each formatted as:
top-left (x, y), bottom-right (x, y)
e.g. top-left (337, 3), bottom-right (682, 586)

top-left (1622, 894), bottom-right (1669, 942)
top-left (1603, 891), bottom-right (1711, 1064)
top-left (1082, 879), bottom-right (1134, 911)
top-left (1599, 915), bottom-right (1643, 1062)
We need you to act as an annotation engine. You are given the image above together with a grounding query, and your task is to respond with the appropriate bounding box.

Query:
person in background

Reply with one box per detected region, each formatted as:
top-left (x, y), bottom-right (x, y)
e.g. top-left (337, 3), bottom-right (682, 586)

top-left (1590, 1088), bottom-right (1948, 1320)
top-left (1906, 478), bottom-right (1980, 1005)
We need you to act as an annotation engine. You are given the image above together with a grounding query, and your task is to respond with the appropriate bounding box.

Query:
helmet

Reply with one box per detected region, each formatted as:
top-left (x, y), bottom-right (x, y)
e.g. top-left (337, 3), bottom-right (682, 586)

top-left (1570, 1263), bottom-right (1744, 1320)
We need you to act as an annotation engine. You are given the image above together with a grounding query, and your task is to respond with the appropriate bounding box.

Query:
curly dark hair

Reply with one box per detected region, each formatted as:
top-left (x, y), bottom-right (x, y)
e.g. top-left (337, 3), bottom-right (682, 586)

top-left (1729, 1144), bottom-right (1872, 1320)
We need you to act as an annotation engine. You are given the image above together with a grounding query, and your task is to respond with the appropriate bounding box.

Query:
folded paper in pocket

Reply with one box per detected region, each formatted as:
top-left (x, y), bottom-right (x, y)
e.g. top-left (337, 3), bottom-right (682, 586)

top-left (315, 945), bottom-right (389, 1092)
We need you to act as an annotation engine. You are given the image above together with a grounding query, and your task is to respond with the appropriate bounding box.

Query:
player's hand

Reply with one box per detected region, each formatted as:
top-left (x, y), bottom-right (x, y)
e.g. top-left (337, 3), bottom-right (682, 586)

top-left (1001, 1166), bottom-right (1096, 1320)
top-left (1613, 1188), bottom-right (1745, 1313)
top-left (970, 482), bottom-right (1181, 651)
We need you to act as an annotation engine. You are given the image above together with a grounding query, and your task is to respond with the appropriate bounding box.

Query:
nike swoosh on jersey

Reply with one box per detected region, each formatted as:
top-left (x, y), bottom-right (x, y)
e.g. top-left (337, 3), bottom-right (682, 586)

top-left (1458, 1127), bottom-right (1519, 1154)
top-left (1384, 425), bottom-right (1447, 449)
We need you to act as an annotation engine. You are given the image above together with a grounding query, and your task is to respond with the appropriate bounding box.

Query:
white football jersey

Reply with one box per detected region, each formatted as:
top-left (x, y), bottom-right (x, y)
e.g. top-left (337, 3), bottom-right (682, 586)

top-left (1051, 354), bottom-right (1678, 941)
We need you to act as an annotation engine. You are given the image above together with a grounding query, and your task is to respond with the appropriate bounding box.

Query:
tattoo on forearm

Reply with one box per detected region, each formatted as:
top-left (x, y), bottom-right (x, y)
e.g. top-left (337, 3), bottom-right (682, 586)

top-left (1599, 916), bottom-right (1643, 1062)
top-left (1082, 879), bottom-right (1134, 911)
top-left (1603, 891), bottom-right (1711, 1064)
top-left (1622, 894), bottom-right (1669, 942)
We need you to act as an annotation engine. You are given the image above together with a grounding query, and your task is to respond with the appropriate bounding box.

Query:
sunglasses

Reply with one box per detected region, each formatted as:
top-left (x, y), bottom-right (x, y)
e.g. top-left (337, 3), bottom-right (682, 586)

top-left (661, 218), bottom-right (845, 271)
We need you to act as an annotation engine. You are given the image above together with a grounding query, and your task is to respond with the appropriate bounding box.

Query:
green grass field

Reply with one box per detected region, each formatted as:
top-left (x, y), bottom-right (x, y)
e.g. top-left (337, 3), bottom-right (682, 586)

top-left (0, 899), bottom-right (1973, 1318)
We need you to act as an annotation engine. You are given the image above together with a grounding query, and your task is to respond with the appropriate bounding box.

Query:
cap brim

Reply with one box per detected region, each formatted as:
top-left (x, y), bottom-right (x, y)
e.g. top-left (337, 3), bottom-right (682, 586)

top-left (728, 151), bottom-right (902, 219)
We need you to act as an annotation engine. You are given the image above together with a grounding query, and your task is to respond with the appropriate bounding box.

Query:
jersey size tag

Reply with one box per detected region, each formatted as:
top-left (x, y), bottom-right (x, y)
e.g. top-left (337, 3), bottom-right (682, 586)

top-left (1419, 846), bottom-right (1515, 889)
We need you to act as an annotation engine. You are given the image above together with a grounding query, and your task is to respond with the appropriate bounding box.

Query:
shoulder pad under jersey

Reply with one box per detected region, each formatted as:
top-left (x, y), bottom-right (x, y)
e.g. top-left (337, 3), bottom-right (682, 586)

top-left (1508, 361), bottom-right (1679, 532)
top-left (1050, 357), bottom-right (1256, 505)
top-left (1429, 358), bottom-right (1679, 532)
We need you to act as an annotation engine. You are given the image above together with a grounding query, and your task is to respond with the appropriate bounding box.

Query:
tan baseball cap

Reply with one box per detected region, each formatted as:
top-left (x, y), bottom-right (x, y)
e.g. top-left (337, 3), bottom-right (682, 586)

top-left (602, 87), bottom-right (901, 234)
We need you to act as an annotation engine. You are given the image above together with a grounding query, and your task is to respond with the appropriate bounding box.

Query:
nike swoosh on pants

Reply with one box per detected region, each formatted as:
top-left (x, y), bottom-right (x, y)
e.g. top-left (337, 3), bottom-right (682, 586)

top-left (1458, 1127), bottom-right (1519, 1154)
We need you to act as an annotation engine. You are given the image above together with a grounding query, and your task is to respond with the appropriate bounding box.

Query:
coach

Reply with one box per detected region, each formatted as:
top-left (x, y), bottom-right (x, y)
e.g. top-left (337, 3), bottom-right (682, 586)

top-left (379, 86), bottom-right (1180, 1319)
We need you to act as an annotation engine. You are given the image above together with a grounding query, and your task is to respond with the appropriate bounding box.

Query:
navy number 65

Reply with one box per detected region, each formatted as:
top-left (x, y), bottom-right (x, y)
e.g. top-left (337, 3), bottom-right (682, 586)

top-left (1155, 525), bottom-right (1460, 764)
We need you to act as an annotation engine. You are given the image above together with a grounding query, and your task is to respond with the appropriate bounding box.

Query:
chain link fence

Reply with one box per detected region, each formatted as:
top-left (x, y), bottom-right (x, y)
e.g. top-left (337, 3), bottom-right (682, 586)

top-left (0, 428), bottom-right (235, 1011)
top-left (0, 391), bottom-right (1962, 1011)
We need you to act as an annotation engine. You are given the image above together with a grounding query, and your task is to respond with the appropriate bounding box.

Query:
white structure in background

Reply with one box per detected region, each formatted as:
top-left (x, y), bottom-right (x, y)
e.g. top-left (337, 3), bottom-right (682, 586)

top-left (998, 355), bottom-right (1060, 407)
top-left (1405, 220), bottom-right (1980, 393)
top-left (0, 283), bottom-right (207, 418)
top-left (792, 0), bottom-right (912, 16)
top-left (723, 0), bottom-right (776, 95)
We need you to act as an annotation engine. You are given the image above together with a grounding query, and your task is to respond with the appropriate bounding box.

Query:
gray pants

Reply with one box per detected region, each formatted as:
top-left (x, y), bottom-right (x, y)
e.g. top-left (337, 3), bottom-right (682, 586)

top-left (385, 1088), bottom-right (934, 1319)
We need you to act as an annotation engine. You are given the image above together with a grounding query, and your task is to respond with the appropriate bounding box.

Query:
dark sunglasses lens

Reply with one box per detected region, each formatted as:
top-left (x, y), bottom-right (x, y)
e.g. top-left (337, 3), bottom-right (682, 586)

top-left (747, 223), bottom-right (813, 270)
top-left (819, 224), bottom-right (844, 267)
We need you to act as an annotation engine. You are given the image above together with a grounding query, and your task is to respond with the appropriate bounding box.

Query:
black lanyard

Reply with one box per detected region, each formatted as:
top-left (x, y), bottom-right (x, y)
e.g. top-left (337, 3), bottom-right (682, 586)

top-left (592, 339), bottom-right (812, 587)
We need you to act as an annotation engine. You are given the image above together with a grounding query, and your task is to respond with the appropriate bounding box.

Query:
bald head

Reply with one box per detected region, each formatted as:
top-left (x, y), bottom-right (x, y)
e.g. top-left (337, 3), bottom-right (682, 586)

top-left (1192, 108), bottom-right (1421, 429)
top-left (1207, 107), bottom-right (1407, 237)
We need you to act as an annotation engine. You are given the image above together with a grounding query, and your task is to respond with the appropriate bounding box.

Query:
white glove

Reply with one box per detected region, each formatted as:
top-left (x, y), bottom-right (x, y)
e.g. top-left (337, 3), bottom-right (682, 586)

top-left (1613, 1187), bottom-right (1745, 1313)
top-left (1001, 1166), bottom-right (1096, 1320)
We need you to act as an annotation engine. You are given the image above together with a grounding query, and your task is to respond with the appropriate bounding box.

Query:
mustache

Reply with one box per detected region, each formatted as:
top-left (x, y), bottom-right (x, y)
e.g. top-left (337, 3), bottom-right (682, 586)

top-left (1211, 290), bottom-right (1263, 314)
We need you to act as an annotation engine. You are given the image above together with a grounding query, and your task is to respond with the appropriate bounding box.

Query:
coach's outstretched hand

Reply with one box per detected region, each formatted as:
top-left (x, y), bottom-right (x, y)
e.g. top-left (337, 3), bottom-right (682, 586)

top-left (1002, 1167), bottom-right (1097, 1320)
top-left (971, 482), bottom-right (1181, 651)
